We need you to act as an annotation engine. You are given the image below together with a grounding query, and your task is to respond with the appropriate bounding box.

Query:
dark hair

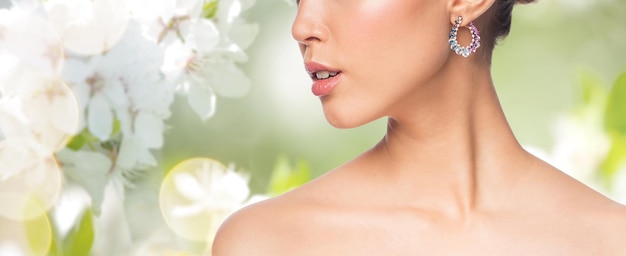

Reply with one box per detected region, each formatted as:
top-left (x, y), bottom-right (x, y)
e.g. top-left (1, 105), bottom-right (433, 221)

top-left (478, 0), bottom-right (537, 56)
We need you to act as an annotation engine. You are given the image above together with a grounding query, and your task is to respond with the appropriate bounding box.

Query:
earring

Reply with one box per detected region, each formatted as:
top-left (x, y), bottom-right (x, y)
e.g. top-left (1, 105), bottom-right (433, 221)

top-left (448, 16), bottom-right (480, 58)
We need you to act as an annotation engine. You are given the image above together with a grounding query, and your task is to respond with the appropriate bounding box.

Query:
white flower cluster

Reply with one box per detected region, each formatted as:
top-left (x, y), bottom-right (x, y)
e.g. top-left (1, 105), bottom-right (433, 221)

top-left (0, 0), bottom-right (257, 215)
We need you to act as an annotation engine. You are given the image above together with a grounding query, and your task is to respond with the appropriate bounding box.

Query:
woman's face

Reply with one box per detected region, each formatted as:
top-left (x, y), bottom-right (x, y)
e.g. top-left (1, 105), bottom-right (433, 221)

top-left (293, 0), bottom-right (452, 128)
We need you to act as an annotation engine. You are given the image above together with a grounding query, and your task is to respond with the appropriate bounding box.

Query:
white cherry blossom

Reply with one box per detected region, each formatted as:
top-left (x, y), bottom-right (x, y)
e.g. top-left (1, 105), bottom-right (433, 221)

top-left (62, 22), bottom-right (171, 142)
top-left (1, 0), bottom-right (258, 253)
top-left (156, 0), bottom-right (256, 120)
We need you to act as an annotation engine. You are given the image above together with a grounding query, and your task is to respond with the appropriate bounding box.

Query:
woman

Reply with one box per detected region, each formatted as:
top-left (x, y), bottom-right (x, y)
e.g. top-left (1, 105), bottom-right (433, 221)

top-left (214, 0), bottom-right (626, 254)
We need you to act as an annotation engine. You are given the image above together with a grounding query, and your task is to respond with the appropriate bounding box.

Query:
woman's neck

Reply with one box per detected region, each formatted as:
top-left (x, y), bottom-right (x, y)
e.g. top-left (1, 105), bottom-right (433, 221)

top-left (369, 61), bottom-right (530, 220)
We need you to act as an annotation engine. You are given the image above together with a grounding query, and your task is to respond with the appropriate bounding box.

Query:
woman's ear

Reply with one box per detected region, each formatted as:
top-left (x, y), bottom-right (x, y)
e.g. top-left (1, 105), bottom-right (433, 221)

top-left (447, 0), bottom-right (496, 25)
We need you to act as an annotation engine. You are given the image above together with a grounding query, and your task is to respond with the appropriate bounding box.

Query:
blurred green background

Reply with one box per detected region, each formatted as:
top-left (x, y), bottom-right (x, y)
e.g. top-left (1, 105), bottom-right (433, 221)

top-left (163, 0), bottom-right (626, 194)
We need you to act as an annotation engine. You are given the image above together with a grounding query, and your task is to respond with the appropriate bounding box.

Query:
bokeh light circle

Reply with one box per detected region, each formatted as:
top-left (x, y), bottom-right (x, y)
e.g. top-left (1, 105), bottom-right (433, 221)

top-left (160, 158), bottom-right (248, 242)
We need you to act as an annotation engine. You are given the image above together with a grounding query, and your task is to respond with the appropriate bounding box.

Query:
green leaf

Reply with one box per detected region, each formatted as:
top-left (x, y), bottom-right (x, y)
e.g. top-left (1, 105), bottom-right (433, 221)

top-left (202, 0), bottom-right (219, 19)
top-left (268, 155), bottom-right (311, 196)
top-left (62, 208), bottom-right (94, 256)
top-left (66, 128), bottom-right (102, 151)
top-left (111, 118), bottom-right (121, 137)
top-left (66, 134), bottom-right (86, 150)
top-left (605, 72), bottom-right (626, 134)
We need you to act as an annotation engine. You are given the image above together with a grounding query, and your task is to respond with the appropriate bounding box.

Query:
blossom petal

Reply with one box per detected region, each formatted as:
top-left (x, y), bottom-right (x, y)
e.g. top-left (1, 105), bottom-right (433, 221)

top-left (187, 82), bottom-right (216, 121)
top-left (189, 19), bottom-right (219, 53)
top-left (116, 136), bottom-right (141, 170)
top-left (87, 95), bottom-right (113, 140)
top-left (137, 148), bottom-right (157, 167)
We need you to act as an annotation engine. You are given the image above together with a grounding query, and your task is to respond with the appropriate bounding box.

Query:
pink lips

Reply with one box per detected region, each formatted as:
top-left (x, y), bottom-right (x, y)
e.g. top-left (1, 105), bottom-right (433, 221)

top-left (305, 62), bottom-right (342, 97)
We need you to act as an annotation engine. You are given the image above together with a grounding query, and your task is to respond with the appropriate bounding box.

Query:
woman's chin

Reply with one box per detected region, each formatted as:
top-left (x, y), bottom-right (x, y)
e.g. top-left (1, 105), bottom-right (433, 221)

top-left (323, 112), bottom-right (376, 129)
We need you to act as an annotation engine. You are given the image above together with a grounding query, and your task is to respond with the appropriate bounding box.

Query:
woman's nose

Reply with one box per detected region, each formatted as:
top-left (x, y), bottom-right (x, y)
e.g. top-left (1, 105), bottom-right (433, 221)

top-left (291, 0), bottom-right (328, 47)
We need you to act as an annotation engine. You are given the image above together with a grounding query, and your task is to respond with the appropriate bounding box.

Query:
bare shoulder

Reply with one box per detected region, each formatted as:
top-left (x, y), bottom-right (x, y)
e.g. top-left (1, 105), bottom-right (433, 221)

top-left (212, 193), bottom-right (302, 255)
top-left (544, 166), bottom-right (626, 251)
top-left (212, 174), bottom-right (335, 256)
top-left (211, 199), bottom-right (271, 255)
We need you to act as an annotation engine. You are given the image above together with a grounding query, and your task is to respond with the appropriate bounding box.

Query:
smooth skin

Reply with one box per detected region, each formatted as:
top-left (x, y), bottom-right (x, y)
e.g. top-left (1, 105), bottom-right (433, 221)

top-left (213, 0), bottom-right (626, 255)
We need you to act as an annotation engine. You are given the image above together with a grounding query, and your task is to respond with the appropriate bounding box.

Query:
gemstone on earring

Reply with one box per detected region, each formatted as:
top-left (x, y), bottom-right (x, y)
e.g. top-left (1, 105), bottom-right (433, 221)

top-left (447, 16), bottom-right (481, 58)
top-left (461, 48), bottom-right (470, 57)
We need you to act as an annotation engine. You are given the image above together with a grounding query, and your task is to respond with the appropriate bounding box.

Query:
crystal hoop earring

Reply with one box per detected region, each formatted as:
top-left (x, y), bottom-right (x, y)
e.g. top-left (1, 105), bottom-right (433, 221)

top-left (448, 16), bottom-right (480, 58)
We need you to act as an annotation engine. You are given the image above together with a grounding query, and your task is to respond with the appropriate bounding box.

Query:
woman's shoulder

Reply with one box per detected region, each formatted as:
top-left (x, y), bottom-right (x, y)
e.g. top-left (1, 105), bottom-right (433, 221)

top-left (212, 175), bottom-right (334, 255)
top-left (539, 164), bottom-right (626, 219)
top-left (211, 196), bottom-right (290, 255)
top-left (546, 169), bottom-right (626, 250)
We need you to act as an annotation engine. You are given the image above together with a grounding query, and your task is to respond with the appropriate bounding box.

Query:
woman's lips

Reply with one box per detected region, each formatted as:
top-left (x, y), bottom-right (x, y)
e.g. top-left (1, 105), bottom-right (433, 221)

top-left (312, 73), bottom-right (342, 96)
top-left (304, 62), bottom-right (342, 97)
